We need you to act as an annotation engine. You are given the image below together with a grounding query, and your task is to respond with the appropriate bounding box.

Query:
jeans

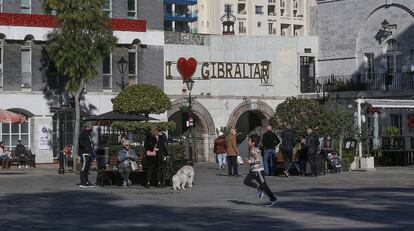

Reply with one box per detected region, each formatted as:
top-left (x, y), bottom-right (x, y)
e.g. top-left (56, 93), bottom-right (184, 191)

top-left (263, 149), bottom-right (276, 175)
top-left (227, 156), bottom-right (238, 176)
top-left (217, 153), bottom-right (227, 167)
top-left (280, 148), bottom-right (293, 172)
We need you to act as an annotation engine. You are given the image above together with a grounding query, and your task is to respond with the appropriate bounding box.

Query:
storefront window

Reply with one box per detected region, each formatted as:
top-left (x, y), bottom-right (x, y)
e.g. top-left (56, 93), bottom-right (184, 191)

top-left (0, 121), bottom-right (31, 150)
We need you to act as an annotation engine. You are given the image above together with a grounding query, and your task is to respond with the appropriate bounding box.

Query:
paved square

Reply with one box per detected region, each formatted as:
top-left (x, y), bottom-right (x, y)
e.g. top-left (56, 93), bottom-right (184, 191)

top-left (0, 164), bottom-right (413, 231)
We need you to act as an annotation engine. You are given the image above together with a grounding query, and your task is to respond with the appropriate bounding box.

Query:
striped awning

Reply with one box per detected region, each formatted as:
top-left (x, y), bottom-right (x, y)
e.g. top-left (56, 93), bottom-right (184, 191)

top-left (364, 99), bottom-right (414, 109)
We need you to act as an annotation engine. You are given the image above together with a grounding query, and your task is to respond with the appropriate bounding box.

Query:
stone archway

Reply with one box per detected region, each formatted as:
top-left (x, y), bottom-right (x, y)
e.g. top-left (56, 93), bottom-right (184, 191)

top-left (227, 100), bottom-right (275, 158)
top-left (168, 99), bottom-right (216, 162)
top-left (227, 100), bottom-right (275, 129)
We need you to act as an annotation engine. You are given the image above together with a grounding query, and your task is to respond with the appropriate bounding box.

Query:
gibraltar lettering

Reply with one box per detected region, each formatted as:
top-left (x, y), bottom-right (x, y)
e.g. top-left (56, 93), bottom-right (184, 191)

top-left (166, 61), bottom-right (271, 84)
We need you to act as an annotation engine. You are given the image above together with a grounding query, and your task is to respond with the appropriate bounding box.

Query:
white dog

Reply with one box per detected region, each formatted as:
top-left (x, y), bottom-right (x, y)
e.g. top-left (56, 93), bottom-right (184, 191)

top-left (172, 165), bottom-right (195, 190)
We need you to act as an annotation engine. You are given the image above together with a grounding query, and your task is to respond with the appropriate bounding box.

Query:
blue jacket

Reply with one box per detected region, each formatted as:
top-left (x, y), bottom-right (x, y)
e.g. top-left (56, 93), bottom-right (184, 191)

top-left (117, 148), bottom-right (138, 168)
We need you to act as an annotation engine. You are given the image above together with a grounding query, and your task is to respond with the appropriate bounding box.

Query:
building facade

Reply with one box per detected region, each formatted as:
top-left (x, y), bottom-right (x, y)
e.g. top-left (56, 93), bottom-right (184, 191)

top-left (197, 0), bottom-right (315, 36)
top-left (164, 0), bottom-right (198, 33)
top-left (164, 32), bottom-right (317, 162)
top-left (311, 0), bottom-right (414, 164)
top-left (0, 0), bottom-right (164, 163)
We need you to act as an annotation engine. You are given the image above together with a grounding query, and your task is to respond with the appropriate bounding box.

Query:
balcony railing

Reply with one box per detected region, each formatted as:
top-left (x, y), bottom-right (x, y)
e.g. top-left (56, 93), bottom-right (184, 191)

top-left (314, 72), bottom-right (414, 92)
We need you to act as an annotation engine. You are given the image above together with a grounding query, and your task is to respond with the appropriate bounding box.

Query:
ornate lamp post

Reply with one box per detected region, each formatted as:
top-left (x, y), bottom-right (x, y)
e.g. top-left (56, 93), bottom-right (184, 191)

top-left (117, 56), bottom-right (128, 90)
top-left (185, 79), bottom-right (195, 165)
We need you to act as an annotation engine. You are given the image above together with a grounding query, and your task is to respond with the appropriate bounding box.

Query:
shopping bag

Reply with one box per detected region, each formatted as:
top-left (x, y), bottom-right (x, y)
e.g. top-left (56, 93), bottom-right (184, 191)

top-left (237, 156), bottom-right (244, 165)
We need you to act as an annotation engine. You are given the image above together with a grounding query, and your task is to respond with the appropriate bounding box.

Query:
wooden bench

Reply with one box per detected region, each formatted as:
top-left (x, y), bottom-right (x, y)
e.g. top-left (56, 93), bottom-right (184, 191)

top-left (7, 149), bottom-right (35, 168)
top-left (96, 155), bottom-right (145, 186)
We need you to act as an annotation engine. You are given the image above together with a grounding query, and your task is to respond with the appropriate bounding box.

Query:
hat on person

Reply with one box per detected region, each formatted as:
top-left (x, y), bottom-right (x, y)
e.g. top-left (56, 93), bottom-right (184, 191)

top-left (17, 139), bottom-right (21, 142)
top-left (123, 140), bottom-right (131, 145)
top-left (218, 131), bottom-right (224, 136)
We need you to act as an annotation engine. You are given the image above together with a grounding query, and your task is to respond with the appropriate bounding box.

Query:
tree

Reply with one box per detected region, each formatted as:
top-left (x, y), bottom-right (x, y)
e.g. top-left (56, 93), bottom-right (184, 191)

top-left (43, 0), bottom-right (118, 158)
top-left (318, 101), bottom-right (356, 158)
top-left (112, 84), bottom-right (173, 131)
top-left (272, 97), bottom-right (324, 135)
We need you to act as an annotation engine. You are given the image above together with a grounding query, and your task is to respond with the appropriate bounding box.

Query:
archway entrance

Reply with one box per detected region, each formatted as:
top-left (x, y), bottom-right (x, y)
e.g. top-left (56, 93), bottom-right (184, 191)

top-left (168, 100), bottom-right (216, 162)
top-left (228, 101), bottom-right (275, 157)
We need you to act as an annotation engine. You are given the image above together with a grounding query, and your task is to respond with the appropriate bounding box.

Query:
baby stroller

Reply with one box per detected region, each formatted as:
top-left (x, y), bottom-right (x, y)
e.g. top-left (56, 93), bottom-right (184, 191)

top-left (326, 152), bottom-right (341, 173)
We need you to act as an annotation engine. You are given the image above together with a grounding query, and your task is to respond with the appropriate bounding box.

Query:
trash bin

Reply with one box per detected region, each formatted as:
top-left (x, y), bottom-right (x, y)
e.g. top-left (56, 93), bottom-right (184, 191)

top-left (96, 146), bottom-right (110, 170)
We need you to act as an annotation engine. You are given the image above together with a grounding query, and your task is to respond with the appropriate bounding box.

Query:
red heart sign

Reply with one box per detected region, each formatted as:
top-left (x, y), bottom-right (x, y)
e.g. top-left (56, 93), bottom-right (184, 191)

top-left (177, 57), bottom-right (197, 81)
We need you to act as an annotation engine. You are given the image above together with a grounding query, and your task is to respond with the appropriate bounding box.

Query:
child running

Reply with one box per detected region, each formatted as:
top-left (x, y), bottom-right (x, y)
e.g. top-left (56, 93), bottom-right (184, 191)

top-left (243, 133), bottom-right (278, 207)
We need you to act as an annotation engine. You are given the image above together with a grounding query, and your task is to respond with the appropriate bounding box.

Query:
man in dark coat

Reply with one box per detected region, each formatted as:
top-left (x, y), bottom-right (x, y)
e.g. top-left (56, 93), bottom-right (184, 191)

top-left (78, 124), bottom-right (95, 188)
top-left (261, 125), bottom-right (280, 176)
top-left (305, 127), bottom-right (320, 177)
top-left (280, 125), bottom-right (296, 177)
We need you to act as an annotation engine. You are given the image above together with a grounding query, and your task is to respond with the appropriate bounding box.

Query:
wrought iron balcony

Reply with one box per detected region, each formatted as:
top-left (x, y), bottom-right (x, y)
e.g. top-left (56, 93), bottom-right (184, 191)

top-left (314, 72), bottom-right (414, 92)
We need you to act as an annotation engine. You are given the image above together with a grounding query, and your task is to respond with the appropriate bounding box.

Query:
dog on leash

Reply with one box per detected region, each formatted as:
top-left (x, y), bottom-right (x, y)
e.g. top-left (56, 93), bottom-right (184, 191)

top-left (172, 165), bottom-right (195, 190)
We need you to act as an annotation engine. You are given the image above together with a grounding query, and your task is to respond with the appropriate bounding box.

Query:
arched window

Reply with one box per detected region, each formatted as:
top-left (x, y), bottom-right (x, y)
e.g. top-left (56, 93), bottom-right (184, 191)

top-left (128, 44), bottom-right (139, 85)
top-left (385, 39), bottom-right (401, 73)
top-left (0, 39), bottom-right (3, 88)
top-left (21, 39), bottom-right (32, 88)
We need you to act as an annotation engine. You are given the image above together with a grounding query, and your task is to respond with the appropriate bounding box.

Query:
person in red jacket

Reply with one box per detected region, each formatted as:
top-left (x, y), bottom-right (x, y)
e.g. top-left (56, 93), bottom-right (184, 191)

top-left (214, 132), bottom-right (227, 170)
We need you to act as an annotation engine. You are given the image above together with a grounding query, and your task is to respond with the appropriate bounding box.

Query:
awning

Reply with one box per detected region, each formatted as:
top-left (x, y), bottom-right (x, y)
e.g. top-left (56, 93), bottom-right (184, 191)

top-left (0, 109), bottom-right (26, 124)
top-left (364, 99), bottom-right (414, 109)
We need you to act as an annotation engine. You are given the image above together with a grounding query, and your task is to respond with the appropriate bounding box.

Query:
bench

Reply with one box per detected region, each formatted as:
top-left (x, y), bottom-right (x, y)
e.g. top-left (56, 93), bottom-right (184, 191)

top-left (96, 155), bottom-right (178, 188)
top-left (6, 149), bottom-right (36, 168)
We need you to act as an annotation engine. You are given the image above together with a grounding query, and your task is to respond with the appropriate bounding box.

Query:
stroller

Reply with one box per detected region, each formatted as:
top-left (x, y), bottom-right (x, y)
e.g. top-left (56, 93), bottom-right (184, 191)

top-left (326, 152), bottom-right (341, 173)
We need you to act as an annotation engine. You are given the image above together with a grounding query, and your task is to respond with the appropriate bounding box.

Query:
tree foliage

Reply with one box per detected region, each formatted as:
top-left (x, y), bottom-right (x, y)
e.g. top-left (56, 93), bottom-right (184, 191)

top-left (43, 0), bottom-right (118, 157)
top-left (44, 0), bottom-right (118, 91)
top-left (112, 84), bottom-right (172, 116)
top-left (271, 97), bottom-right (324, 135)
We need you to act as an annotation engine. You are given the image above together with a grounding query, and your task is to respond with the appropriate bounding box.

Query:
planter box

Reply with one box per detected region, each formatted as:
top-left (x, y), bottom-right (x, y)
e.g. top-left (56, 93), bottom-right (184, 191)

top-left (360, 157), bottom-right (376, 170)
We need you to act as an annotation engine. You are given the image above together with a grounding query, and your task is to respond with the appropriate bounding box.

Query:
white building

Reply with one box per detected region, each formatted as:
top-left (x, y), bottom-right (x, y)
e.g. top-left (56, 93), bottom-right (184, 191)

top-left (164, 33), bottom-right (318, 162)
top-left (197, 0), bottom-right (315, 36)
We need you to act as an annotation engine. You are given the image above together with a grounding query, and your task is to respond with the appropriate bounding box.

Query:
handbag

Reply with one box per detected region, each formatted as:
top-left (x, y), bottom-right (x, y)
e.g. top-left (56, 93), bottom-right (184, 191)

top-left (146, 150), bottom-right (156, 156)
top-left (237, 155), bottom-right (244, 165)
top-left (130, 160), bottom-right (139, 171)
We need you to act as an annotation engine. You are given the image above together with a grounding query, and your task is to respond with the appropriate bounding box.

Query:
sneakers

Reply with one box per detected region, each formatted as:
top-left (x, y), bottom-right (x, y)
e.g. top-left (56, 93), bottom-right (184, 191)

top-left (25, 165), bottom-right (29, 168)
top-left (18, 165), bottom-right (21, 169)
top-left (127, 179), bottom-right (132, 186)
top-left (283, 170), bottom-right (289, 177)
top-left (257, 188), bottom-right (264, 199)
top-left (266, 199), bottom-right (278, 207)
top-left (85, 182), bottom-right (95, 188)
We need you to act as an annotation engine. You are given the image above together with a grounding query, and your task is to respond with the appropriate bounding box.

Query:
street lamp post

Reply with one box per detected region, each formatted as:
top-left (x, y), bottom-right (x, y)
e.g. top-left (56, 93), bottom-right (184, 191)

top-left (185, 79), bottom-right (195, 165)
top-left (117, 56), bottom-right (128, 90)
top-left (51, 93), bottom-right (66, 174)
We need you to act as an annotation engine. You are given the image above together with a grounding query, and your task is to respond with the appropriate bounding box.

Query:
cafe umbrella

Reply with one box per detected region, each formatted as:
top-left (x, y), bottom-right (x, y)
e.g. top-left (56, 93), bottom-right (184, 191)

top-left (0, 109), bottom-right (26, 124)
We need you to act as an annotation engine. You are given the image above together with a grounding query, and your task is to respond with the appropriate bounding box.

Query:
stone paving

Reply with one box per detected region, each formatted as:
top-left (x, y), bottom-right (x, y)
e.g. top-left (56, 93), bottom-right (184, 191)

top-left (0, 164), bottom-right (413, 231)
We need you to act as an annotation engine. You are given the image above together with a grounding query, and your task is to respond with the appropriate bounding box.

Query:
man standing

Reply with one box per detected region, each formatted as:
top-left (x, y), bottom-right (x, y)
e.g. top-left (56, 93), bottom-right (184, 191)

top-left (78, 124), bottom-right (95, 188)
top-left (280, 125), bottom-right (296, 177)
top-left (305, 127), bottom-right (320, 177)
top-left (226, 128), bottom-right (240, 176)
top-left (214, 132), bottom-right (227, 170)
top-left (15, 140), bottom-right (28, 168)
top-left (261, 125), bottom-right (280, 176)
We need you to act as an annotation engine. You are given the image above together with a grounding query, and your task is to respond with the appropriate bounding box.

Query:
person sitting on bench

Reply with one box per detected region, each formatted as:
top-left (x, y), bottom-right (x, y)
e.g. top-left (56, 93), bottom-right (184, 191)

top-left (0, 141), bottom-right (11, 169)
top-left (117, 140), bottom-right (138, 187)
top-left (15, 140), bottom-right (28, 168)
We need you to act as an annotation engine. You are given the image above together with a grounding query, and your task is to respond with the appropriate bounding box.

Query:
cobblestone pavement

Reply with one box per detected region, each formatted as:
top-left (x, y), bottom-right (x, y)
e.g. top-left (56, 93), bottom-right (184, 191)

top-left (0, 164), bottom-right (413, 231)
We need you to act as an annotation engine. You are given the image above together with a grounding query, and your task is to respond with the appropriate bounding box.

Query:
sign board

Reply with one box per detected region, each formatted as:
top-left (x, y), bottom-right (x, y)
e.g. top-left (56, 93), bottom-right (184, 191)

top-left (39, 124), bottom-right (51, 150)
